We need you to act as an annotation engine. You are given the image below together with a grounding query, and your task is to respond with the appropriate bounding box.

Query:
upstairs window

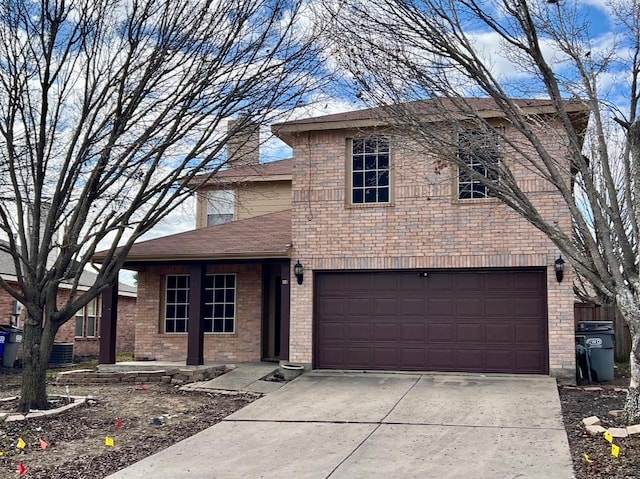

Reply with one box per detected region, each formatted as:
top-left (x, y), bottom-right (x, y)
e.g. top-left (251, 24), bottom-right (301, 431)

top-left (351, 137), bottom-right (390, 204)
top-left (207, 189), bottom-right (235, 225)
top-left (457, 130), bottom-right (501, 199)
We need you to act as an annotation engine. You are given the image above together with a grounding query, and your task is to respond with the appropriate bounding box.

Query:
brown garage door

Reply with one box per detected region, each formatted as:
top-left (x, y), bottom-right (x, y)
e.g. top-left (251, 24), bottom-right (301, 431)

top-left (314, 269), bottom-right (548, 373)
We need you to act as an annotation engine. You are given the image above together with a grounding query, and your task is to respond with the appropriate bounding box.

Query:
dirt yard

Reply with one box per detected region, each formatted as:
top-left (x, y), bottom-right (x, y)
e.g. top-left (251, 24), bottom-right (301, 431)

top-left (1, 364), bottom-right (639, 478)
top-left (0, 368), bottom-right (257, 478)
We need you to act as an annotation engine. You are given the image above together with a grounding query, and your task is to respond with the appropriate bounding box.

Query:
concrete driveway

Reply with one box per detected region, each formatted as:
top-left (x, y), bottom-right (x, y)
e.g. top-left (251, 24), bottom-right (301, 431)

top-left (107, 372), bottom-right (574, 479)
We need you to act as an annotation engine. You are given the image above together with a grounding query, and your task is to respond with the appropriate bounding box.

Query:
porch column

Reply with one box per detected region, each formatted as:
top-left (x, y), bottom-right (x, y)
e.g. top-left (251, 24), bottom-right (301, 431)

top-left (99, 282), bottom-right (119, 364)
top-left (187, 264), bottom-right (206, 365)
top-left (280, 261), bottom-right (290, 361)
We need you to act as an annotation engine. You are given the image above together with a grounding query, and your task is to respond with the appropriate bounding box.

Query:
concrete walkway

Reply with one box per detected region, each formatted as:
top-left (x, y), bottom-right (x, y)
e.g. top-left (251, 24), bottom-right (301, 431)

top-left (107, 372), bottom-right (574, 479)
top-left (180, 362), bottom-right (283, 394)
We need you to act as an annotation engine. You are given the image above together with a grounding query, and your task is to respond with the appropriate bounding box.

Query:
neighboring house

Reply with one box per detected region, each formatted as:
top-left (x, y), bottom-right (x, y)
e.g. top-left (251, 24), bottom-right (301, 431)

top-left (97, 99), bottom-right (589, 379)
top-left (0, 247), bottom-right (137, 358)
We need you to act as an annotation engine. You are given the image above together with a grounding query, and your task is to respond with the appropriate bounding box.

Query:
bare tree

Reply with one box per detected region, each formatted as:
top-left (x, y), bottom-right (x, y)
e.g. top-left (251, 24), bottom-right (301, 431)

top-left (320, 0), bottom-right (640, 422)
top-left (0, 0), bottom-right (323, 412)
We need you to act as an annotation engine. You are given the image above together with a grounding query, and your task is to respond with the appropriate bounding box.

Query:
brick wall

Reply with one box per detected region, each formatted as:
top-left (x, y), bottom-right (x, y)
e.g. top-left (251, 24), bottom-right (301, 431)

top-left (56, 294), bottom-right (137, 356)
top-left (135, 263), bottom-right (262, 362)
top-left (287, 123), bottom-right (576, 377)
top-left (0, 285), bottom-right (137, 358)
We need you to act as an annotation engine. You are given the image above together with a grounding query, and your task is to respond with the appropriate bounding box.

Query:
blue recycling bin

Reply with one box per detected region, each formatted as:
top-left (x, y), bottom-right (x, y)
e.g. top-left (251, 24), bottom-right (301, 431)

top-left (0, 331), bottom-right (8, 359)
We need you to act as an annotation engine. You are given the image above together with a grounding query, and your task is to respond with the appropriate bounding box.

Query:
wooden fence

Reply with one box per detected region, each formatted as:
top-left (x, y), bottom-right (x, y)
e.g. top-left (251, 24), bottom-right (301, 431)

top-left (574, 303), bottom-right (631, 362)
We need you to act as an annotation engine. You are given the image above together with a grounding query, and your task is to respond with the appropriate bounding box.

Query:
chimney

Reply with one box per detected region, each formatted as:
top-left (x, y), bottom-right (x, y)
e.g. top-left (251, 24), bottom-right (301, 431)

top-left (227, 117), bottom-right (260, 167)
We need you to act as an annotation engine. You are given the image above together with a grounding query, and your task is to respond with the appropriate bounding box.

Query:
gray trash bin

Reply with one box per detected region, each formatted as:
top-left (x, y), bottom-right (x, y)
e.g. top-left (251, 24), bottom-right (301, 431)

top-left (576, 321), bottom-right (615, 382)
top-left (0, 326), bottom-right (23, 368)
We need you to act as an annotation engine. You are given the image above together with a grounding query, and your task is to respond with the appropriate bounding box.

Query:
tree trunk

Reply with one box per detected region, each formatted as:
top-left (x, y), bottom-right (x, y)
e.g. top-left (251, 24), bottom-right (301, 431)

top-left (18, 316), bottom-right (57, 412)
top-left (624, 328), bottom-right (640, 424)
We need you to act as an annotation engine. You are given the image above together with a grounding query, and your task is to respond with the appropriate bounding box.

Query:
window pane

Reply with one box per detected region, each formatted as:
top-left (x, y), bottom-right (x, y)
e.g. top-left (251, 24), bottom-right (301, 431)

top-left (353, 157), bottom-right (363, 171)
top-left (75, 316), bottom-right (84, 337)
top-left (353, 189), bottom-right (364, 203)
top-left (225, 318), bottom-right (234, 332)
top-left (378, 187), bottom-right (389, 203)
top-left (226, 275), bottom-right (235, 288)
top-left (214, 304), bottom-right (224, 318)
top-left (365, 155), bottom-right (376, 170)
top-left (207, 189), bottom-right (234, 215)
top-left (214, 275), bottom-right (225, 288)
top-left (378, 171), bottom-right (389, 187)
top-left (177, 305), bottom-right (188, 318)
top-left (176, 319), bottom-right (187, 333)
top-left (353, 172), bottom-right (363, 188)
top-left (204, 318), bottom-right (213, 332)
top-left (87, 317), bottom-right (96, 337)
top-left (214, 318), bottom-right (224, 332)
top-left (365, 170), bottom-right (377, 186)
top-left (214, 289), bottom-right (225, 303)
top-left (225, 289), bottom-right (234, 302)
top-left (224, 304), bottom-right (235, 318)
top-left (364, 188), bottom-right (376, 203)
top-left (177, 290), bottom-right (188, 303)
top-left (378, 154), bottom-right (389, 169)
top-left (166, 320), bottom-right (175, 333)
top-left (353, 139), bottom-right (364, 154)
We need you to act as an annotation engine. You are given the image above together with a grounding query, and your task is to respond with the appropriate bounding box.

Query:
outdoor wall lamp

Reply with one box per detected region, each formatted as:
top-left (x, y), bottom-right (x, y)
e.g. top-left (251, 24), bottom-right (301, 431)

top-left (554, 255), bottom-right (565, 283)
top-left (294, 261), bottom-right (304, 285)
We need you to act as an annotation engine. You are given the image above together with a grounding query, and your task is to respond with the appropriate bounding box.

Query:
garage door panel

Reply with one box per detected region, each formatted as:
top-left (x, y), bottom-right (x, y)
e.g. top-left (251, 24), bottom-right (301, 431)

top-left (458, 349), bottom-right (485, 370)
top-left (399, 298), bottom-right (425, 316)
top-left (485, 298), bottom-right (513, 317)
top-left (372, 348), bottom-right (398, 368)
top-left (515, 350), bottom-right (546, 372)
top-left (428, 298), bottom-right (454, 317)
top-left (343, 323), bottom-right (371, 341)
top-left (515, 298), bottom-right (545, 317)
top-left (486, 350), bottom-right (513, 371)
top-left (456, 298), bottom-right (484, 317)
top-left (400, 349), bottom-right (428, 369)
top-left (428, 323), bottom-right (454, 341)
top-left (318, 322), bottom-right (344, 341)
top-left (373, 298), bottom-right (397, 315)
top-left (347, 299), bottom-right (371, 316)
top-left (400, 323), bottom-right (426, 341)
top-left (372, 323), bottom-right (398, 341)
top-left (515, 323), bottom-right (545, 343)
top-left (485, 324), bottom-right (513, 343)
top-left (315, 270), bottom-right (548, 374)
top-left (457, 323), bottom-right (484, 342)
top-left (343, 347), bottom-right (370, 367)
top-left (428, 349), bottom-right (456, 369)
top-left (456, 274), bottom-right (484, 292)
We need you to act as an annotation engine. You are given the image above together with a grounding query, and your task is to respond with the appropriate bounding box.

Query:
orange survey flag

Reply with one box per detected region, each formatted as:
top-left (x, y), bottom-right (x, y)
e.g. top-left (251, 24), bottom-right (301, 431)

top-left (39, 438), bottom-right (48, 450)
top-left (17, 462), bottom-right (28, 476)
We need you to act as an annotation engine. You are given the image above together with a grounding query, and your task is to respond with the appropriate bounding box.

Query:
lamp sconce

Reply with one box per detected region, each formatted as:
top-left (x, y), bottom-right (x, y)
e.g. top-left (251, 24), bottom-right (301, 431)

top-left (294, 261), bottom-right (304, 285)
top-left (554, 255), bottom-right (565, 283)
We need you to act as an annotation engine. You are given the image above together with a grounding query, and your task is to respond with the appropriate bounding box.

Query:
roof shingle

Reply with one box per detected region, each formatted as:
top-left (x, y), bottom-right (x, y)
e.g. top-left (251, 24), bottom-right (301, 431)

top-left (121, 209), bottom-right (292, 262)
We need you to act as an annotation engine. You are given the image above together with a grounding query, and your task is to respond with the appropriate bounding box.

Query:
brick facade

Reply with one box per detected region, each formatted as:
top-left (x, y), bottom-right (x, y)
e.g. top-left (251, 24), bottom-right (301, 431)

top-left (134, 263), bottom-right (262, 362)
top-left (0, 285), bottom-right (136, 358)
top-left (286, 124), bottom-right (576, 377)
top-left (55, 294), bottom-right (137, 356)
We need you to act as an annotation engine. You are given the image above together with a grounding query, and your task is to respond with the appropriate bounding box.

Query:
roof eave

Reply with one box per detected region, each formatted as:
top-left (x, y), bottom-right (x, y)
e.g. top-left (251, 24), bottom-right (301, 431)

top-left (122, 251), bottom-right (292, 264)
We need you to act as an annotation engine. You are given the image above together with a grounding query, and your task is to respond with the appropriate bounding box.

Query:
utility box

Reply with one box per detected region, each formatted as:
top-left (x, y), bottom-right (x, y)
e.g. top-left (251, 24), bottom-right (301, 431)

top-left (0, 326), bottom-right (23, 368)
top-left (576, 321), bottom-right (615, 382)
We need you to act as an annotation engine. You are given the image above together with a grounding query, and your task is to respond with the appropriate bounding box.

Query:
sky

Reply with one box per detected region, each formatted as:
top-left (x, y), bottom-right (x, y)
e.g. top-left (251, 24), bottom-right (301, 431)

top-left (123, 0), bottom-right (626, 285)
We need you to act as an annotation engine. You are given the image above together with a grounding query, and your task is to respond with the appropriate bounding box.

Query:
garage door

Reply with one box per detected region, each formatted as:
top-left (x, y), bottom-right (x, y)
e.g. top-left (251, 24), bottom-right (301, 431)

top-left (314, 269), bottom-right (548, 373)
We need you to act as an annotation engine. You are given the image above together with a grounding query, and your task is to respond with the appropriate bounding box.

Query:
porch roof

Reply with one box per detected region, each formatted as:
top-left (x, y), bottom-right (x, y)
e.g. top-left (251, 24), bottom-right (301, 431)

top-left (103, 209), bottom-right (292, 264)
